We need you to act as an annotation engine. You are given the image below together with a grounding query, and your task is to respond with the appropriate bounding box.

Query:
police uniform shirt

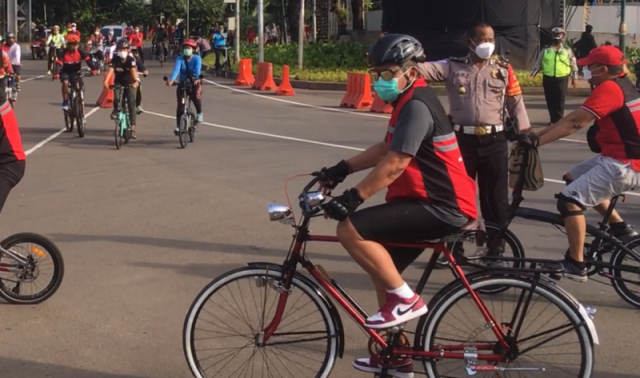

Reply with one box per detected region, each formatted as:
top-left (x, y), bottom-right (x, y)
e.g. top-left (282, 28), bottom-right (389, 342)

top-left (111, 55), bottom-right (136, 86)
top-left (418, 56), bottom-right (531, 131)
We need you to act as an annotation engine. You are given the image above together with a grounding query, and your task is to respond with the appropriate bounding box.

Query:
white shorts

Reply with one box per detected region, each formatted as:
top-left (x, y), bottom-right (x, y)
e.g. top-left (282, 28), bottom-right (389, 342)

top-left (562, 155), bottom-right (640, 207)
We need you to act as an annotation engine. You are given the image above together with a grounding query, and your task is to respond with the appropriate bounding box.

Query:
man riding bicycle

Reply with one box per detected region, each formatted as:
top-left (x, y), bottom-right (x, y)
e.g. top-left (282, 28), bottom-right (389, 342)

top-left (86, 27), bottom-right (105, 63)
top-left (527, 45), bottom-right (640, 282)
top-left (128, 26), bottom-right (144, 63)
top-left (0, 92), bottom-right (25, 215)
top-left (2, 33), bottom-right (21, 92)
top-left (318, 34), bottom-right (477, 377)
top-left (45, 25), bottom-right (65, 75)
top-left (166, 39), bottom-right (203, 134)
top-left (130, 46), bottom-right (148, 114)
top-left (55, 34), bottom-right (97, 111)
top-left (153, 24), bottom-right (169, 59)
top-left (0, 39), bottom-right (14, 104)
top-left (104, 39), bottom-right (139, 138)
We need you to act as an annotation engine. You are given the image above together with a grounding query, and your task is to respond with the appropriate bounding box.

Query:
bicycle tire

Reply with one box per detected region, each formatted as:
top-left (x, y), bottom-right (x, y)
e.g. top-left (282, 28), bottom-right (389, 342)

top-left (610, 235), bottom-right (640, 308)
top-left (188, 115), bottom-right (195, 143)
top-left (179, 114), bottom-right (188, 148)
top-left (64, 112), bottom-right (71, 132)
top-left (75, 96), bottom-right (85, 138)
top-left (417, 275), bottom-right (594, 378)
top-left (183, 266), bottom-right (338, 378)
top-left (0, 232), bottom-right (65, 304)
top-left (114, 120), bottom-right (122, 150)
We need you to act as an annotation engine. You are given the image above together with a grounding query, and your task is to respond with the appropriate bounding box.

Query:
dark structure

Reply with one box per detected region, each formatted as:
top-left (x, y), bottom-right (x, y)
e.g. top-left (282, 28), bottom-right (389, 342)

top-left (380, 0), bottom-right (562, 70)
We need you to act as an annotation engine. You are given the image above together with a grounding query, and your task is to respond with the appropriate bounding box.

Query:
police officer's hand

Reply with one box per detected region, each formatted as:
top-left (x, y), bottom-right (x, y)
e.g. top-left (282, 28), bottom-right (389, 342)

top-left (322, 188), bottom-right (364, 222)
top-left (314, 160), bottom-right (351, 193)
top-left (517, 133), bottom-right (539, 148)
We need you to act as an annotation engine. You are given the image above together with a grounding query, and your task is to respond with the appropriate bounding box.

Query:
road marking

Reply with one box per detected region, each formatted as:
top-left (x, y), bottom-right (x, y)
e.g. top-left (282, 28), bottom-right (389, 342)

top-left (22, 74), bottom-right (46, 83)
top-left (204, 78), bottom-right (589, 145)
top-left (25, 107), bottom-right (101, 156)
top-left (144, 109), bottom-right (640, 197)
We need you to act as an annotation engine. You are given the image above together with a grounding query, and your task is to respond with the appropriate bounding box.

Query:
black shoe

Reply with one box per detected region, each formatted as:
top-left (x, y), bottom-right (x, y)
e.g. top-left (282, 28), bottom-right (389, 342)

top-left (110, 110), bottom-right (118, 120)
top-left (545, 256), bottom-right (587, 283)
top-left (609, 224), bottom-right (638, 239)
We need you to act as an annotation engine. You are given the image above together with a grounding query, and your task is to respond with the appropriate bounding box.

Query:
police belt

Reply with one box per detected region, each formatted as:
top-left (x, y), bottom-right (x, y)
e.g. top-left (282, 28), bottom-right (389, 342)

top-left (453, 124), bottom-right (504, 136)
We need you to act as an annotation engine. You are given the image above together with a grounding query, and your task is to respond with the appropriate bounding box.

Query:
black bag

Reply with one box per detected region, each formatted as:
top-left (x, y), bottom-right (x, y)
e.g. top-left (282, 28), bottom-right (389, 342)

top-left (586, 122), bottom-right (601, 153)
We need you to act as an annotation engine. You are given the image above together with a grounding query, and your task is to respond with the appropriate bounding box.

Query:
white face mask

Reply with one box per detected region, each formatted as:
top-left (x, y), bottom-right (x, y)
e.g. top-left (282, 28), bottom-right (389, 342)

top-left (135, 29), bottom-right (139, 33)
top-left (474, 42), bottom-right (495, 60)
top-left (118, 51), bottom-right (128, 59)
top-left (109, 32), bottom-right (113, 36)
top-left (95, 32), bottom-right (99, 36)
top-left (71, 27), bottom-right (76, 32)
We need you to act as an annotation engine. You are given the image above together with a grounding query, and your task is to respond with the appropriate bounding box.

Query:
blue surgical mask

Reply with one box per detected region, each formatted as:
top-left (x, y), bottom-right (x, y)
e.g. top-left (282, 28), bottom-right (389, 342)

top-left (374, 78), bottom-right (404, 103)
top-left (183, 48), bottom-right (192, 57)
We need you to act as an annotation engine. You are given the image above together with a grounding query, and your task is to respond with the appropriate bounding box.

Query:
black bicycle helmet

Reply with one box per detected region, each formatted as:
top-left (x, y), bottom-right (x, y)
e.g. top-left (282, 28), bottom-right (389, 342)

top-left (116, 39), bottom-right (130, 49)
top-left (367, 33), bottom-right (425, 67)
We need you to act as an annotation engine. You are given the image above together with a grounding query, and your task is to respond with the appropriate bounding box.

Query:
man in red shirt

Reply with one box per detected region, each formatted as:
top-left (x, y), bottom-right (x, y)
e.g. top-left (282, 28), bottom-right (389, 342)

top-left (128, 26), bottom-right (144, 63)
top-left (527, 45), bottom-right (640, 282)
top-left (0, 99), bottom-right (25, 214)
top-left (318, 34), bottom-right (478, 377)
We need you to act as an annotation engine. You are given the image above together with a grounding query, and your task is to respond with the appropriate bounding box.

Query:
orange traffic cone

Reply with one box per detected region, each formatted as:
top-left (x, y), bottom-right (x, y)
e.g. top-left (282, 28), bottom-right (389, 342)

top-left (276, 65), bottom-right (295, 96)
top-left (96, 72), bottom-right (114, 108)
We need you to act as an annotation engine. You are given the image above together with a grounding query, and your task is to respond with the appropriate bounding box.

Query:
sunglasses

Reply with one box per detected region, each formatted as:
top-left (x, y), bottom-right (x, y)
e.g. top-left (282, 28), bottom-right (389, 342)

top-left (369, 68), bottom-right (404, 81)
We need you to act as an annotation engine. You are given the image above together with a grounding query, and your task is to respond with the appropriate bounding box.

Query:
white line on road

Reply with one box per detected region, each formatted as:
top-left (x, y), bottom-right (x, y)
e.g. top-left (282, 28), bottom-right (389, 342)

top-left (144, 109), bottom-right (640, 197)
top-left (25, 107), bottom-right (101, 156)
top-left (204, 78), bottom-right (588, 145)
top-left (22, 74), bottom-right (46, 83)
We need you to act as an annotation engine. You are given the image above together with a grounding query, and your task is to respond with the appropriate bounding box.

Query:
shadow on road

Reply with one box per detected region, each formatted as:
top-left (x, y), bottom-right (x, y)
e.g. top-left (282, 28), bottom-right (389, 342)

top-left (0, 356), bottom-right (167, 378)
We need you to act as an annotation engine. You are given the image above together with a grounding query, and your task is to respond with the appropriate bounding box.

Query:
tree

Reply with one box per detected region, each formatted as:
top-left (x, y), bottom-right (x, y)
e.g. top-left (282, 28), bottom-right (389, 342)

top-left (118, 0), bottom-right (154, 27)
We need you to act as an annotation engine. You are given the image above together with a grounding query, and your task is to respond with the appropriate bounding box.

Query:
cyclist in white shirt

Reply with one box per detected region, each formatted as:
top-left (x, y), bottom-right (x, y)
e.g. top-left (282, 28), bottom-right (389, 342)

top-left (2, 33), bottom-right (20, 91)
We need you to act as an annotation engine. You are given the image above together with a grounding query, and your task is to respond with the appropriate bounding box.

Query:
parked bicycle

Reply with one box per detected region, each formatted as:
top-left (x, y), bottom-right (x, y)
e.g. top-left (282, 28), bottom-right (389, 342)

top-left (111, 83), bottom-right (134, 149)
top-left (63, 73), bottom-right (86, 138)
top-left (438, 143), bottom-right (640, 308)
top-left (163, 74), bottom-right (203, 148)
top-left (0, 232), bottom-right (65, 304)
top-left (219, 46), bottom-right (232, 78)
top-left (182, 173), bottom-right (599, 378)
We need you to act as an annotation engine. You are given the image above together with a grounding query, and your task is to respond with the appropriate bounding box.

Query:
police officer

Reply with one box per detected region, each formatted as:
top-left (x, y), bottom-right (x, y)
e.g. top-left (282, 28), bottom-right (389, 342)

top-left (531, 27), bottom-right (578, 124)
top-left (418, 21), bottom-right (531, 258)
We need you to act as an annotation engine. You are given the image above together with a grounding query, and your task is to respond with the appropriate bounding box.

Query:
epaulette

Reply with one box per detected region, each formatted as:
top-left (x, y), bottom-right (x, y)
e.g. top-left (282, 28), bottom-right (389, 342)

top-left (449, 56), bottom-right (469, 64)
top-left (495, 59), bottom-right (510, 68)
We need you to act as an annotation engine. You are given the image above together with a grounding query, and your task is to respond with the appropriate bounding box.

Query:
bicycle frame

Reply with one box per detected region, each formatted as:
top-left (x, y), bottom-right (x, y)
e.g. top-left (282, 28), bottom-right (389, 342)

top-left (113, 85), bottom-right (131, 133)
top-left (0, 245), bottom-right (31, 273)
top-left (259, 177), bottom-right (521, 363)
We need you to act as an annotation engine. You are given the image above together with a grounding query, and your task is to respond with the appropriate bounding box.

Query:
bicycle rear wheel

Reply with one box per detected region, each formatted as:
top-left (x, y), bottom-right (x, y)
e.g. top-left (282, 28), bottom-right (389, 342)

top-left (417, 275), bottom-right (594, 378)
top-left (184, 266), bottom-right (338, 378)
top-left (0, 232), bottom-right (65, 304)
top-left (610, 235), bottom-right (640, 308)
top-left (114, 120), bottom-right (122, 149)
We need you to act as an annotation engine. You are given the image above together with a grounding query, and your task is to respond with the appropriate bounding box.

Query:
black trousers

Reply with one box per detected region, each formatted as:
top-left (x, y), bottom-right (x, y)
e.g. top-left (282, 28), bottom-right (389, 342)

top-left (457, 131), bottom-right (509, 226)
top-left (542, 75), bottom-right (569, 124)
top-left (0, 160), bottom-right (25, 214)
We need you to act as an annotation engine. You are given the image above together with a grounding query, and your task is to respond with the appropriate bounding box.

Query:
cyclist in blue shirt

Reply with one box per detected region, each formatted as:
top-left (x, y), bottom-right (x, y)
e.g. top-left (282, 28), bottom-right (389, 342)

top-left (166, 39), bottom-right (203, 134)
top-left (212, 25), bottom-right (227, 75)
top-left (173, 25), bottom-right (184, 46)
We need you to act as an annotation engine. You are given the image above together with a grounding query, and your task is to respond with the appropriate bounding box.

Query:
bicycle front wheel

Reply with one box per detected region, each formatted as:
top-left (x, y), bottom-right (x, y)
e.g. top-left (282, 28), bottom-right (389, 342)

top-left (610, 235), bottom-right (640, 308)
top-left (75, 96), bottom-right (85, 138)
top-left (418, 275), bottom-right (594, 377)
top-left (183, 266), bottom-right (339, 378)
top-left (178, 115), bottom-right (189, 148)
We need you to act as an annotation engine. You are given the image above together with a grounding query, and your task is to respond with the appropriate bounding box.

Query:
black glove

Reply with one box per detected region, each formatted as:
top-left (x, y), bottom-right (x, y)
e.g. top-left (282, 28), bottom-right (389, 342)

top-left (315, 160), bottom-right (351, 189)
top-left (322, 188), bottom-right (364, 222)
top-left (517, 133), bottom-right (539, 148)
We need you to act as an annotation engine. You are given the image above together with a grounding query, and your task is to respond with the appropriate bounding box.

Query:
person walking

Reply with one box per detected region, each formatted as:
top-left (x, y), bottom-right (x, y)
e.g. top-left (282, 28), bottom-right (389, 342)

top-left (575, 24), bottom-right (597, 77)
top-left (418, 21), bottom-right (531, 261)
top-left (531, 27), bottom-right (578, 125)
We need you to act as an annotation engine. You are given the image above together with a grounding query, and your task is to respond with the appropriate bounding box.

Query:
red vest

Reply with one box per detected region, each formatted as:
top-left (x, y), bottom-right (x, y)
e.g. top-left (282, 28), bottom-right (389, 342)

top-left (596, 77), bottom-right (640, 171)
top-left (385, 78), bottom-right (478, 219)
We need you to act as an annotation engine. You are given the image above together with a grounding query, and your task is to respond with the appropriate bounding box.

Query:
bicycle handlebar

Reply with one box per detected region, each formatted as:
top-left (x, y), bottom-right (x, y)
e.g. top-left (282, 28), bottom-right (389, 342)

top-left (163, 74), bottom-right (204, 85)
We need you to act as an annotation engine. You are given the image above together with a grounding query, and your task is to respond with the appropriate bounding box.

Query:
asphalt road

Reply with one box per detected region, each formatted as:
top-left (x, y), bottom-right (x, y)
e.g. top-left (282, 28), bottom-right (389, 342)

top-left (0, 56), bottom-right (638, 378)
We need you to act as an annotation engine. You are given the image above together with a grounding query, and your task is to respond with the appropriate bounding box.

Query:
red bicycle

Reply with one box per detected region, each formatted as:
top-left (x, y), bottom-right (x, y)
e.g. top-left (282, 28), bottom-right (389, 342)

top-left (183, 175), bottom-right (598, 378)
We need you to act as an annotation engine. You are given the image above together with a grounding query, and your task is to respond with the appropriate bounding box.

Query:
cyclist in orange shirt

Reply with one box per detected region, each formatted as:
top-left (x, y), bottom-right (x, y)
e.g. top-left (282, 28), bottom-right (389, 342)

top-left (128, 26), bottom-right (144, 63)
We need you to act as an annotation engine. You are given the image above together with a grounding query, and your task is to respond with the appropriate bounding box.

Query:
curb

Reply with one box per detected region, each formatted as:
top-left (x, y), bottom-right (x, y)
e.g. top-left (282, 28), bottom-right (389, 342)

top-left (204, 66), bottom-right (593, 97)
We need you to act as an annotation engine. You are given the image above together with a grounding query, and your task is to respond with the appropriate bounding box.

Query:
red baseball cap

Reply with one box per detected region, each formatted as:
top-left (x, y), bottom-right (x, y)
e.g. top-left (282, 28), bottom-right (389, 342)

top-left (577, 45), bottom-right (628, 66)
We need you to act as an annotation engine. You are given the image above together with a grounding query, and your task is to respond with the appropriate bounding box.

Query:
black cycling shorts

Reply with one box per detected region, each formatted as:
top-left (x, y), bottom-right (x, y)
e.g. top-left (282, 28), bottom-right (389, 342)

top-left (349, 200), bottom-right (460, 273)
top-left (11, 65), bottom-right (20, 75)
top-left (0, 160), bottom-right (25, 214)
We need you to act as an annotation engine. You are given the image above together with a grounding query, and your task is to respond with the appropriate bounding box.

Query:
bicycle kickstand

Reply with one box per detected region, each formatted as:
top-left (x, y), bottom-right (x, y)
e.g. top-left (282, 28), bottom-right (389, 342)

top-left (376, 325), bottom-right (405, 378)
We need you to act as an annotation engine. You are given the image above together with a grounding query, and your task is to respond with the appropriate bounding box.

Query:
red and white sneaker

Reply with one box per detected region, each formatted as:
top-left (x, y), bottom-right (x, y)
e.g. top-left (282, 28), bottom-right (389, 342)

top-left (365, 292), bottom-right (427, 329)
top-left (352, 357), bottom-right (414, 378)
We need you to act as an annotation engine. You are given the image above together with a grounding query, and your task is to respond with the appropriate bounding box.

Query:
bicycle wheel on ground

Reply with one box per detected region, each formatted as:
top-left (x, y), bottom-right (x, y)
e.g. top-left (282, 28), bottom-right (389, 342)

top-left (0, 232), bottom-right (65, 304)
top-left (75, 96), bottom-right (85, 138)
top-left (610, 235), bottom-right (640, 308)
top-left (416, 274), bottom-right (594, 378)
top-left (178, 114), bottom-right (189, 148)
top-left (114, 121), bottom-right (122, 149)
top-left (184, 266), bottom-right (339, 378)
